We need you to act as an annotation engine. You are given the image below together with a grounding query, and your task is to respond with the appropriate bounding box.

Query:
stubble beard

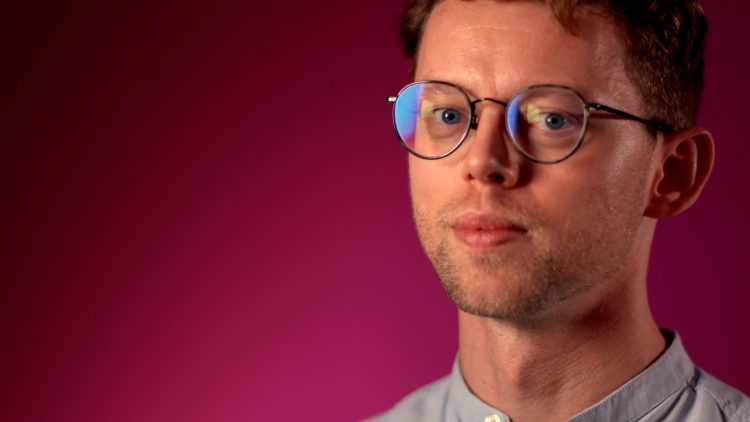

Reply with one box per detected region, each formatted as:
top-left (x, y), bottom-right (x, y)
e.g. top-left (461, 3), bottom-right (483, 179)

top-left (412, 195), bottom-right (640, 324)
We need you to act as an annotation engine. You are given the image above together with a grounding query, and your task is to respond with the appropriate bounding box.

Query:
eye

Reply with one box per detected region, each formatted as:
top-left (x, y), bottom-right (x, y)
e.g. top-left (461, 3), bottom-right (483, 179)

top-left (544, 113), bottom-right (566, 130)
top-left (438, 108), bottom-right (463, 125)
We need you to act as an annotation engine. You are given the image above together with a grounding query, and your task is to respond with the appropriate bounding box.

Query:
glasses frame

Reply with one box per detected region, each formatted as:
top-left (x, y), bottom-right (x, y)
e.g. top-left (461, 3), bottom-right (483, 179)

top-left (386, 80), bottom-right (674, 164)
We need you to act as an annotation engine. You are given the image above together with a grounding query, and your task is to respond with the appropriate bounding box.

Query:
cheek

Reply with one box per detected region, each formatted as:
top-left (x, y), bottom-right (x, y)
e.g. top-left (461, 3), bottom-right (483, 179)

top-left (557, 132), bottom-right (653, 203)
top-left (560, 161), bottom-right (652, 236)
top-left (587, 125), bottom-right (658, 186)
top-left (598, 142), bottom-right (656, 209)
top-left (527, 158), bottom-right (640, 233)
top-left (408, 161), bottom-right (433, 231)
top-left (408, 158), bottom-right (453, 207)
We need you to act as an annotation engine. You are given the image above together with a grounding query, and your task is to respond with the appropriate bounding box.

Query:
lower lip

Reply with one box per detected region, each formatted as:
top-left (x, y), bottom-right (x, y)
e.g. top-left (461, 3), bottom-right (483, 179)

top-left (453, 227), bottom-right (526, 249)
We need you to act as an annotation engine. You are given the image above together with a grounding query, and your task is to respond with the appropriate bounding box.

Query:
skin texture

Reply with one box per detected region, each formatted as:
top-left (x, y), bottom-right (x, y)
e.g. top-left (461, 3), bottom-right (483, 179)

top-left (409, 1), bottom-right (714, 420)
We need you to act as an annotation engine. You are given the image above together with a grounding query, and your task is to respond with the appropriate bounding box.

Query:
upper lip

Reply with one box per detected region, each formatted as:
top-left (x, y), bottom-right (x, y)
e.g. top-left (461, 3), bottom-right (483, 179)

top-left (452, 213), bottom-right (528, 233)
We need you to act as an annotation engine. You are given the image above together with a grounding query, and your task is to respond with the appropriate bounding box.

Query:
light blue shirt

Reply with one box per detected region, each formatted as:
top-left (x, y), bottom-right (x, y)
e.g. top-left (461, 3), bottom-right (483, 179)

top-left (365, 331), bottom-right (750, 421)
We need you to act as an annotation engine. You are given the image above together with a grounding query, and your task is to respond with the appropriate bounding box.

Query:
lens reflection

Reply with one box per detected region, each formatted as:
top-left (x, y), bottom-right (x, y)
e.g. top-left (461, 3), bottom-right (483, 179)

top-left (507, 87), bottom-right (586, 163)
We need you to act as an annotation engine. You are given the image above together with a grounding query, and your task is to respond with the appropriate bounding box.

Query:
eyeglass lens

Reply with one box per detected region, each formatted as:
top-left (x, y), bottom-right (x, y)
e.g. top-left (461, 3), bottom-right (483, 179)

top-left (392, 82), bottom-right (588, 163)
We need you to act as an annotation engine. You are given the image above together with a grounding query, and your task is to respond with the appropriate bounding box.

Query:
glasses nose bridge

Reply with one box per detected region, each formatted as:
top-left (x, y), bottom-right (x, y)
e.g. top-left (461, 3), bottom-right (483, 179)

top-left (469, 97), bottom-right (508, 130)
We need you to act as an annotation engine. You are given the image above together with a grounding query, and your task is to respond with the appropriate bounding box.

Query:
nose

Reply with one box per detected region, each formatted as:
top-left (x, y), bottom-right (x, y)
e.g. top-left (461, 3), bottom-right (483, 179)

top-left (462, 102), bottom-right (521, 188)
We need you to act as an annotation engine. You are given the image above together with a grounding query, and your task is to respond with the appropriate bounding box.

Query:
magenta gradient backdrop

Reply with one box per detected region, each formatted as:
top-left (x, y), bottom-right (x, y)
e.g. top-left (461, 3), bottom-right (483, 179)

top-left (2, 1), bottom-right (748, 421)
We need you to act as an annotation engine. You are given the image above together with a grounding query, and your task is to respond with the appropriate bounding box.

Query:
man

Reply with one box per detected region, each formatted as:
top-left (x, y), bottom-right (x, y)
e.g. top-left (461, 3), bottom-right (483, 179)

top-left (368, 0), bottom-right (750, 421)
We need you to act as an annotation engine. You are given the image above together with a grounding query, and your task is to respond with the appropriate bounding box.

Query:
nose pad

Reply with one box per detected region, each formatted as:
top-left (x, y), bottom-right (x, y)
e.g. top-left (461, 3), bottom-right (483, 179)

top-left (463, 104), bottom-right (520, 187)
top-left (469, 114), bottom-right (479, 130)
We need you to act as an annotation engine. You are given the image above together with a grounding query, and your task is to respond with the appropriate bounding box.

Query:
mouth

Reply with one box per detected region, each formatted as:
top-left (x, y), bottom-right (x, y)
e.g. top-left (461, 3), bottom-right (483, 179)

top-left (452, 213), bottom-right (528, 250)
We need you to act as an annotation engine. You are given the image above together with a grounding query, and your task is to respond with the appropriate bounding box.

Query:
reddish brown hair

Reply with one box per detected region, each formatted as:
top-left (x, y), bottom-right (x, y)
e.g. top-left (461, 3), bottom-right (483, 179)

top-left (399, 0), bottom-right (708, 129)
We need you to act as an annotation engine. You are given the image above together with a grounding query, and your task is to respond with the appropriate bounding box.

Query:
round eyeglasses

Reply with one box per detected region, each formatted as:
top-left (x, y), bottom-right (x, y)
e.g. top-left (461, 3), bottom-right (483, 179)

top-left (386, 80), bottom-right (673, 164)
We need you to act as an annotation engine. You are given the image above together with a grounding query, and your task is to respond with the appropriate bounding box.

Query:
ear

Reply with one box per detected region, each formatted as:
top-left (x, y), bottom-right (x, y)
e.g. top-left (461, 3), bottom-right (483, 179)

top-left (644, 127), bottom-right (714, 218)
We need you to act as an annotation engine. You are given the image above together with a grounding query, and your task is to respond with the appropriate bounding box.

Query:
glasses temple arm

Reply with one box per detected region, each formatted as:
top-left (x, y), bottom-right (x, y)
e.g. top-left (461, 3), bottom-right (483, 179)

top-left (587, 103), bottom-right (673, 133)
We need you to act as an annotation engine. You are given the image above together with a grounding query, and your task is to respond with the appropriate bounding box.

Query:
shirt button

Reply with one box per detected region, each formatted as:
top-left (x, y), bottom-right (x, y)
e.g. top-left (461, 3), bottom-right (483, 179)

top-left (484, 415), bottom-right (506, 422)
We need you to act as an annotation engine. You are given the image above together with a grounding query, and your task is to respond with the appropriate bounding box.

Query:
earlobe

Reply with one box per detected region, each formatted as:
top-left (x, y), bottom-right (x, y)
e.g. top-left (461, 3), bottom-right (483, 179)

top-left (644, 127), bottom-right (715, 218)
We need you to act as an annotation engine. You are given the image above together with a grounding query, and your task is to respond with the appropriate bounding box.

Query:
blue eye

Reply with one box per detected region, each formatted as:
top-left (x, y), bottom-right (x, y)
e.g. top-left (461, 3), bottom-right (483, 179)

top-left (440, 108), bottom-right (462, 125)
top-left (544, 113), bottom-right (566, 130)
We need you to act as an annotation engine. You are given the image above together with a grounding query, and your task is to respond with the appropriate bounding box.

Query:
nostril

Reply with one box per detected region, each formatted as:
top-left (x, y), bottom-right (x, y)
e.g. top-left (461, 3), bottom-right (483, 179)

top-left (489, 172), bottom-right (504, 182)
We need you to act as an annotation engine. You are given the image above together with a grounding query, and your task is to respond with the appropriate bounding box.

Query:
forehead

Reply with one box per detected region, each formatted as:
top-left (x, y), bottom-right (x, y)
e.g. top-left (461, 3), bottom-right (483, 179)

top-left (416, 0), bottom-right (632, 102)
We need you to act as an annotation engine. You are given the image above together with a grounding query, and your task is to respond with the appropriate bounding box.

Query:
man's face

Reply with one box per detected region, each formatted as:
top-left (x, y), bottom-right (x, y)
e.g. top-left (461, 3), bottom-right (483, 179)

top-left (410, 0), bottom-right (660, 322)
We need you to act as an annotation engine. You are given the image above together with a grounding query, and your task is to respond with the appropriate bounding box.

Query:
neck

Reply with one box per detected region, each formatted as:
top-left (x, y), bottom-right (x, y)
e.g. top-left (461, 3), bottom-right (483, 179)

top-left (458, 278), bottom-right (665, 422)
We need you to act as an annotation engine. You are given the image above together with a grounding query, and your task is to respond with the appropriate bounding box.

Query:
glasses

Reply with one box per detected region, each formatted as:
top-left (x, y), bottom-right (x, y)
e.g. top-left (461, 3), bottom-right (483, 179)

top-left (386, 80), bottom-right (673, 164)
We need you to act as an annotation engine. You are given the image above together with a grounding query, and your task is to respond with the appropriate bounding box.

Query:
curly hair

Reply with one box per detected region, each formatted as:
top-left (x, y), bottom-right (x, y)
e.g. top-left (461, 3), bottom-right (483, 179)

top-left (399, 0), bottom-right (708, 130)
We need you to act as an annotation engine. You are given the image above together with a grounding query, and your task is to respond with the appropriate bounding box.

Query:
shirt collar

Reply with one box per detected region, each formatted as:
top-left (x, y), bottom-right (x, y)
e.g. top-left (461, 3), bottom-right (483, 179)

top-left (446, 330), bottom-right (695, 422)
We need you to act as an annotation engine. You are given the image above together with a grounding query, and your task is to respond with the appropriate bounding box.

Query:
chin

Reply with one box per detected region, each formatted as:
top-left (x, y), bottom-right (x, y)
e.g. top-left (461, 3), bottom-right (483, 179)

top-left (437, 260), bottom-right (597, 323)
top-left (439, 270), bottom-right (538, 320)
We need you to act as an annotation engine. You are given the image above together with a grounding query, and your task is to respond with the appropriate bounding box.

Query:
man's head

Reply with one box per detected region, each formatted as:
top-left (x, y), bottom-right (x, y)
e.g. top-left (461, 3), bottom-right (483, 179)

top-left (396, 0), bottom-right (713, 324)
top-left (400, 0), bottom-right (708, 131)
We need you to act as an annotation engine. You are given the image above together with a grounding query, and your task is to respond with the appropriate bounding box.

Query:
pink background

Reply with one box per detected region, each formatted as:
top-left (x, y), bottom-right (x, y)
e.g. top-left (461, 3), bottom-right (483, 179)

top-left (2, 1), bottom-right (748, 420)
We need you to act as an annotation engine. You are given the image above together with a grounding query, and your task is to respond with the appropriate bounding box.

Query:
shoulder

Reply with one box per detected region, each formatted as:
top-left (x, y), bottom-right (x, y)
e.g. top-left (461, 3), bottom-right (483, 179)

top-left (362, 374), bottom-right (452, 422)
top-left (687, 368), bottom-right (750, 422)
top-left (638, 330), bottom-right (750, 422)
top-left (651, 366), bottom-right (750, 421)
